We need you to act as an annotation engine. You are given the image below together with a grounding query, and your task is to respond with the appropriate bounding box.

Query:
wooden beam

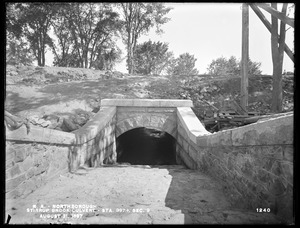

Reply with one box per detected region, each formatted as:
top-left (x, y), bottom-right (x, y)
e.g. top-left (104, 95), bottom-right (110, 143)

top-left (270, 3), bottom-right (284, 113)
top-left (241, 3), bottom-right (249, 114)
top-left (256, 3), bottom-right (294, 28)
top-left (249, 4), bottom-right (294, 63)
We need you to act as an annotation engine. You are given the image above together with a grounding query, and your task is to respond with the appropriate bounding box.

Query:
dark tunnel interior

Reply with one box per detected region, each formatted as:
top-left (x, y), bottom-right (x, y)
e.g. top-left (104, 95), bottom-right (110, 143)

top-left (116, 127), bottom-right (177, 165)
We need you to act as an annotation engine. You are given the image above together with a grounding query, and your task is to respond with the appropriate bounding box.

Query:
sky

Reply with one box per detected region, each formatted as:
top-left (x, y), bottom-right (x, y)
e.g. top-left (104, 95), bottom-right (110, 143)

top-left (114, 3), bottom-right (295, 74)
top-left (45, 3), bottom-right (295, 75)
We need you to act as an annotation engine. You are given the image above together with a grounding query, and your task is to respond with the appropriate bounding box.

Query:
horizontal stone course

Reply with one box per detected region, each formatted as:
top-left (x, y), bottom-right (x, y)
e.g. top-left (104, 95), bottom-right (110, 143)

top-left (6, 124), bottom-right (76, 145)
top-left (6, 141), bottom-right (69, 199)
top-left (197, 114), bottom-right (293, 148)
top-left (101, 99), bottom-right (193, 107)
top-left (6, 174), bottom-right (26, 192)
top-left (25, 167), bottom-right (35, 179)
top-left (6, 164), bottom-right (22, 180)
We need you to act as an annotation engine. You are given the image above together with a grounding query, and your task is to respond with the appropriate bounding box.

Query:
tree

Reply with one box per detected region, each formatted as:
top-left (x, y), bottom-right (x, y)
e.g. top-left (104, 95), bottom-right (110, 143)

top-left (247, 59), bottom-right (262, 75)
top-left (49, 3), bottom-right (75, 67)
top-left (168, 53), bottom-right (199, 76)
top-left (15, 3), bottom-right (59, 66)
top-left (91, 46), bottom-right (122, 70)
top-left (207, 56), bottom-right (262, 76)
top-left (117, 3), bottom-right (172, 74)
top-left (133, 40), bottom-right (173, 75)
top-left (6, 3), bottom-right (23, 39)
top-left (49, 3), bottom-right (121, 69)
top-left (207, 56), bottom-right (230, 76)
top-left (6, 3), bottom-right (34, 65)
top-left (6, 35), bottom-right (34, 66)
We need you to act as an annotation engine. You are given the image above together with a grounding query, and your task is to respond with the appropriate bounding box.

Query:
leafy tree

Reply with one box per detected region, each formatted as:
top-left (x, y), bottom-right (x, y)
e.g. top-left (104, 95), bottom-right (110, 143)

top-left (14, 3), bottom-right (59, 66)
top-left (6, 3), bottom-right (122, 69)
top-left (133, 40), bottom-right (173, 75)
top-left (207, 56), bottom-right (230, 76)
top-left (207, 56), bottom-right (262, 76)
top-left (6, 3), bottom-right (23, 39)
top-left (247, 59), bottom-right (262, 75)
top-left (50, 3), bottom-right (121, 69)
top-left (91, 46), bottom-right (122, 70)
top-left (49, 3), bottom-right (74, 67)
top-left (6, 3), bottom-right (34, 65)
top-left (117, 3), bottom-right (172, 74)
top-left (6, 36), bottom-right (34, 66)
top-left (168, 53), bottom-right (199, 76)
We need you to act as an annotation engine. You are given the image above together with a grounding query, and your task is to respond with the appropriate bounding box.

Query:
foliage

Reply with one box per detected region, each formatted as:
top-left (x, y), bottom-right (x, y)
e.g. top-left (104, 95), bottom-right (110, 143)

top-left (167, 53), bottom-right (199, 76)
top-left (6, 35), bottom-right (34, 66)
top-left (207, 56), bottom-right (262, 76)
top-left (6, 3), bottom-right (171, 71)
top-left (12, 3), bottom-right (59, 66)
top-left (6, 3), bottom-right (23, 39)
top-left (133, 40), bottom-right (173, 75)
top-left (117, 3), bottom-right (172, 74)
top-left (91, 47), bottom-right (122, 70)
top-left (51, 3), bottom-right (121, 69)
top-left (49, 3), bottom-right (75, 67)
top-left (6, 3), bottom-right (122, 69)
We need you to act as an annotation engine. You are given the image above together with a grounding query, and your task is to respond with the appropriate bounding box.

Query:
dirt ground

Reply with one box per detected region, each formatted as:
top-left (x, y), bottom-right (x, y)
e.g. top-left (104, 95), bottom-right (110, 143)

top-left (5, 77), bottom-right (154, 116)
top-left (5, 165), bottom-right (280, 225)
top-left (5, 65), bottom-right (294, 134)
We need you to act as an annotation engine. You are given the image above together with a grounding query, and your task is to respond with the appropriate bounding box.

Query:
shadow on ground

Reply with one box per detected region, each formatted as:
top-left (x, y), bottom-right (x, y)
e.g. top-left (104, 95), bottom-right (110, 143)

top-left (161, 166), bottom-right (281, 224)
top-left (5, 79), bottom-right (134, 115)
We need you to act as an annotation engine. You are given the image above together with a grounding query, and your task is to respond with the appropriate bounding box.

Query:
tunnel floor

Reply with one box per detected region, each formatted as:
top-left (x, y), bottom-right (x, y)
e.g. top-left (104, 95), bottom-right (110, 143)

top-left (5, 165), bottom-right (281, 224)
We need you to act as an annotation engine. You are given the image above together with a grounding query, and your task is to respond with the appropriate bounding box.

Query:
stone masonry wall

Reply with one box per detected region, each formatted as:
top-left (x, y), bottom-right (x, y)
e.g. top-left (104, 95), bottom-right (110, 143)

top-left (197, 114), bottom-right (293, 223)
top-left (5, 125), bottom-right (75, 199)
top-left (70, 106), bottom-right (117, 172)
top-left (176, 123), bottom-right (205, 170)
top-left (176, 107), bottom-right (211, 170)
top-left (176, 107), bottom-right (293, 223)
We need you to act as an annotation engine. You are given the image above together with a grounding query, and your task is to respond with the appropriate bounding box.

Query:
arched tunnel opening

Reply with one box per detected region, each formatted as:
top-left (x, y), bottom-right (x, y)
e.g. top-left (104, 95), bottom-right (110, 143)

top-left (116, 127), bottom-right (177, 165)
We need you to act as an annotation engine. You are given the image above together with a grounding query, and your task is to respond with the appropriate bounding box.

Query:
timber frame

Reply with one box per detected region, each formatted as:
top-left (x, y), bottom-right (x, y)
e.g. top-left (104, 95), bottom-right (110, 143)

top-left (240, 3), bottom-right (294, 113)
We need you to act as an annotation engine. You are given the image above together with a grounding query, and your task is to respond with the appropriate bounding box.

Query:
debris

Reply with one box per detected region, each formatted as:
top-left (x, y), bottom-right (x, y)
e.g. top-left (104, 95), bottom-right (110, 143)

top-left (61, 118), bottom-right (79, 132)
top-left (5, 110), bottom-right (31, 134)
top-left (203, 111), bottom-right (262, 132)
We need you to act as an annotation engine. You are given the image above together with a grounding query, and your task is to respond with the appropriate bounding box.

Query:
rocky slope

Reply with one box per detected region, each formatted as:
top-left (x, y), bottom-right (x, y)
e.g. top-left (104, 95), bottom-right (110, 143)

top-left (5, 64), bottom-right (294, 132)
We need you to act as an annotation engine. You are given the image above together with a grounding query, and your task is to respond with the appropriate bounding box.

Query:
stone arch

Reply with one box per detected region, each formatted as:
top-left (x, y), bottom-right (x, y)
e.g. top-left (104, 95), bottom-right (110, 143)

top-left (116, 127), bottom-right (177, 165)
top-left (115, 114), bottom-right (177, 138)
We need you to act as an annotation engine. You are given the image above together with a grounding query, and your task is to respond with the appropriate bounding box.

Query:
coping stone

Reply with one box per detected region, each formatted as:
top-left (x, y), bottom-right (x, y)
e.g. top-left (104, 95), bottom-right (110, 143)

top-left (101, 99), bottom-right (193, 107)
top-left (177, 107), bottom-right (211, 143)
top-left (5, 125), bottom-right (76, 145)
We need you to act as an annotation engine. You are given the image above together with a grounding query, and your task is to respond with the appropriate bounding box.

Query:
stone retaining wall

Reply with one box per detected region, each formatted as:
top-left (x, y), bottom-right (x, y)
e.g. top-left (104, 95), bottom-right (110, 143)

top-left (176, 107), bottom-right (211, 169)
top-left (69, 106), bottom-right (117, 171)
top-left (5, 125), bottom-right (75, 199)
top-left (198, 114), bottom-right (293, 223)
top-left (176, 109), bottom-right (294, 223)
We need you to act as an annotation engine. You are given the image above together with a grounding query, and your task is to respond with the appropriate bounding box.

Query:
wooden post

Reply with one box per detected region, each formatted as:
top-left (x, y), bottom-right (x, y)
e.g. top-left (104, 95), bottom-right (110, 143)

top-left (241, 3), bottom-right (249, 114)
top-left (249, 4), bottom-right (294, 62)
